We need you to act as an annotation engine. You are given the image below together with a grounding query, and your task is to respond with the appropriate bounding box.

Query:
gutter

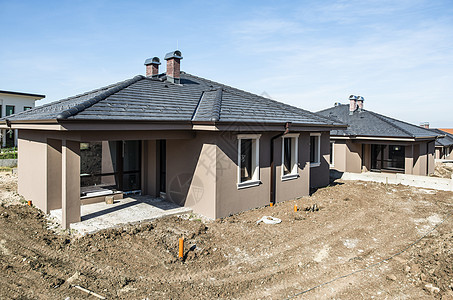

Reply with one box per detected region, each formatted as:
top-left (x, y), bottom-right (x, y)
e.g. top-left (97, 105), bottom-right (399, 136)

top-left (270, 122), bottom-right (291, 205)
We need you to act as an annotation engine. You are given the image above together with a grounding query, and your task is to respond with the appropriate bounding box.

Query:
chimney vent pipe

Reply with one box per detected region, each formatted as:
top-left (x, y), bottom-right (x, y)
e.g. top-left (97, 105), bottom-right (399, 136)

top-left (165, 50), bottom-right (183, 84)
top-left (144, 57), bottom-right (161, 78)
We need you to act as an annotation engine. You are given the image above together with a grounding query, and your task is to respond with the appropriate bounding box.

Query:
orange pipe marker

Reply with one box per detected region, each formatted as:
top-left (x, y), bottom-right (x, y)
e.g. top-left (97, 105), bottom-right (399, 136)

top-left (27, 201), bottom-right (32, 207)
top-left (179, 238), bottom-right (184, 259)
top-left (270, 202), bottom-right (273, 207)
top-left (294, 204), bottom-right (297, 212)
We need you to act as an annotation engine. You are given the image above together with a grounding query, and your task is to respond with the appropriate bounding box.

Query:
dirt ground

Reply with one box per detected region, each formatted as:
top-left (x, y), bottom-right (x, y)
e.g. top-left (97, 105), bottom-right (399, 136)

top-left (1, 171), bottom-right (452, 299)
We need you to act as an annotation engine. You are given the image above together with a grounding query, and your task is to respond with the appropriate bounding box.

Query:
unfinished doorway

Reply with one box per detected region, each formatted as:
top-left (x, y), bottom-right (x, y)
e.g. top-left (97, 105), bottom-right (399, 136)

top-left (80, 140), bottom-right (141, 195)
top-left (158, 140), bottom-right (166, 195)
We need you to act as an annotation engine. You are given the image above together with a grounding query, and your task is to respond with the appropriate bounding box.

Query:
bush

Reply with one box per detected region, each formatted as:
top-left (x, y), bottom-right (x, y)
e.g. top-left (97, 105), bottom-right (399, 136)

top-left (0, 152), bottom-right (17, 159)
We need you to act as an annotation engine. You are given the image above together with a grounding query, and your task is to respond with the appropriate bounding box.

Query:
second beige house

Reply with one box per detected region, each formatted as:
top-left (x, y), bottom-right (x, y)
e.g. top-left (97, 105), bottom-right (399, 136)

top-left (318, 96), bottom-right (439, 176)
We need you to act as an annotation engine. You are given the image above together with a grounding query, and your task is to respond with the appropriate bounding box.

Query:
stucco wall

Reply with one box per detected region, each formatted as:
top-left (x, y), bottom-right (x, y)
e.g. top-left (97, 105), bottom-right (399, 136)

top-left (345, 140), bottom-right (362, 173)
top-left (310, 132), bottom-right (331, 188)
top-left (166, 132), bottom-right (217, 219)
top-left (214, 131), bottom-right (312, 218)
top-left (331, 140), bottom-right (347, 172)
top-left (427, 141), bottom-right (435, 174)
top-left (18, 130), bottom-right (48, 212)
top-left (0, 94), bottom-right (37, 117)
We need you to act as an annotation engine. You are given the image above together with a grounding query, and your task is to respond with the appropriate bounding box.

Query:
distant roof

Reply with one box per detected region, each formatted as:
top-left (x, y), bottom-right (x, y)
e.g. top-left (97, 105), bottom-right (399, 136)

top-left (1, 72), bottom-right (343, 127)
top-left (439, 128), bottom-right (453, 135)
top-left (431, 129), bottom-right (453, 146)
top-left (0, 90), bottom-right (45, 99)
top-left (317, 104), bottom-right (438, 139)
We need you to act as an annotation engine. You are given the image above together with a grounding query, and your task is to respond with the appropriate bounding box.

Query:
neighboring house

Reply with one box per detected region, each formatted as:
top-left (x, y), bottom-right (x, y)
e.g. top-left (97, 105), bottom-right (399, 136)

top-left (0, 50), bottom-right (344, 228)
top-left (317, 96), bottom-right (439, 176)
top-left (431, 129), bottom-right (453, 160)
top-left (0, 90), bottom-right (45, 147)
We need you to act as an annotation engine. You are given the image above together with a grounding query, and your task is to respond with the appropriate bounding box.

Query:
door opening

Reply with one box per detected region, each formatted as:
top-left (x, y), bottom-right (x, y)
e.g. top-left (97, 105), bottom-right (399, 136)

top-left (159, 140), bottom-right (166, 195)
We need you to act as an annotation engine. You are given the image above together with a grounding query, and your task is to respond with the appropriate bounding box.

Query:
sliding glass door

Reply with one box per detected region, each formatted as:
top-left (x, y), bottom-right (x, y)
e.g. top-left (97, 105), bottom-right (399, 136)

top-left (80, 140), bottom-right (141, 193)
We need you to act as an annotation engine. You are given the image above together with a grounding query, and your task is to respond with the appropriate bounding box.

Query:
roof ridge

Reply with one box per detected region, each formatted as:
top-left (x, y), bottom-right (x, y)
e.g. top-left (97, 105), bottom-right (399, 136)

top-left (368, 110), bottom-right (415, 137)
top-left (191, 91), bottom-right (206, 121)
top-left (2, 77), bottom-right (138, 120)
top-left (370, 109), bottom-right (439, 138)
top-left (56, 75), bottom-right (144, 119)
top-left (211, 88), bottom-right (222, 121)
top-left (191, 88), bottom-right (223, 122)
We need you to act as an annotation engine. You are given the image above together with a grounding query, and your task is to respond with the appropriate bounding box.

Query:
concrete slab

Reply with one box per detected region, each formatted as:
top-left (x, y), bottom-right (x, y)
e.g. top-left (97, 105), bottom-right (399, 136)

top-left (340, 171), bottom-right (453, 191)
top-left (50, 196), bottom-right (192, 235)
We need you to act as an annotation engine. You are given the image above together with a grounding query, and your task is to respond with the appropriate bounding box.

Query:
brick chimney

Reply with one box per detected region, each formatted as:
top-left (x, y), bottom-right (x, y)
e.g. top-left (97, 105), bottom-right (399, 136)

top-left (357, 96), bottom-right (364, 111)
top-left (349, 95), bottom-right (357, 115)
top-left (144, 57), bottom-right (161, 78)
top-left (165, 50), bottom-right (183, 84)
top-left (420, 122), bottom-right (430, 129)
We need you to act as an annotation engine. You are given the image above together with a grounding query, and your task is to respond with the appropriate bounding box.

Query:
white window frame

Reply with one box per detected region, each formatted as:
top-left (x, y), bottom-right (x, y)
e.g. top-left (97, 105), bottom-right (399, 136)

top-left (310, 133), bottom-right (321, 168)
top-left (237, 134), bottom-right (261, 189)
top-left (281, 133), bottom-right (300, 181)
top-left (329, 141), bottom-right (335, 167)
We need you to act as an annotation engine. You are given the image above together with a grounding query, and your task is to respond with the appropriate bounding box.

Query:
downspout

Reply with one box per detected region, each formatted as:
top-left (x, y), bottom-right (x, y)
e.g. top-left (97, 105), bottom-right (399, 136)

top-left (270, 122), bottom-right (291, 205)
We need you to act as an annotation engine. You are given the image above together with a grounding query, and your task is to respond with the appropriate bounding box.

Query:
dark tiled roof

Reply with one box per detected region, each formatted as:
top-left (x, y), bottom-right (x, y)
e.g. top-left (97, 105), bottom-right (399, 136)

top-left (2, 72), bottom-right (342, 127)
top-left (317, 104), bottom-right (438, 139)
top-left (431, 129), bottom-right (453, 146)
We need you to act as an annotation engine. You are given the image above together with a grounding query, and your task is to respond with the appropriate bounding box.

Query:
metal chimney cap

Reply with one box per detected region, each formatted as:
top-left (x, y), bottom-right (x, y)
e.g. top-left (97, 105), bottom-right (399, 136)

top-left (357, 96), bottom-right (365, 101)
top-left (349, 95), bottom-right (358, 100)
top-left (164, 50), bottom-right (183, 60)
top-left (144, 57), bottom-right (161, 65)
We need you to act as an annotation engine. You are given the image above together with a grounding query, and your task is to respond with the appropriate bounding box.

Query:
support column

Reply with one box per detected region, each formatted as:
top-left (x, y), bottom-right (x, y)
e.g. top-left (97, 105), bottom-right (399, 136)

top-left (47, 139), bottom-right (62, 212)
top-left (14, 129), bottom-right (18, 147)
top-left (405, 145), bottom-right (414, 175)
top-left (61, 139), bottom-right (80, 229)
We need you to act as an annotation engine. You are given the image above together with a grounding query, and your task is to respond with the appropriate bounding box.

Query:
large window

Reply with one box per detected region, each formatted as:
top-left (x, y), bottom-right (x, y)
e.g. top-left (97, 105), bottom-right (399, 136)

top-left (80, 140), bottom-right (141, 194)
top-left (237, 134), bottom-right (260, 189)
top-left (310, 133), bottom-right (321, 167)
top-left (6, 105), bottom-right (14, 116)
top-left (282, 134), bottom-right (299, 180)
top-left (371, 144), bottom-right (405, 172)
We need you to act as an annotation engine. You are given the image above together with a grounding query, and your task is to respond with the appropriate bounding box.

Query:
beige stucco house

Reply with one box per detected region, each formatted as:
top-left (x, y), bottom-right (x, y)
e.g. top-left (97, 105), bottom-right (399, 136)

top-left (0, 90), bottom-right (44, 147)
top-left (318, 96), bottom-right (439, 176)
top-left (0, 51), bottom-right (344, 228)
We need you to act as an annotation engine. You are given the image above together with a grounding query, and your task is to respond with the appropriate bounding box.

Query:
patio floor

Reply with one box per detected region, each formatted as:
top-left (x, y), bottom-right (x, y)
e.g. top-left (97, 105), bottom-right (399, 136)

top-left (50, 195), bottom-right (192, 235)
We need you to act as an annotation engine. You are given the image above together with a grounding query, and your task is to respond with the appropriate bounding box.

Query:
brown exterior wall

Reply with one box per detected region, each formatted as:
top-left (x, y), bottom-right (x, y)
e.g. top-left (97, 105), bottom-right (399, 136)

top-left (17, 127), bottom-right (332, 223)
top-left (330, 138), bottom-right (435, 176)
top-left (310, 132), bottom-right (331, 188)
top-left (214, 131), bottom-right (314, 218)
top-left (166, 132), bottom-right (217, 218)
top-left (331, 140), bottom-right (347, 172)
top-left (18, 131), bottom-right (48, 211)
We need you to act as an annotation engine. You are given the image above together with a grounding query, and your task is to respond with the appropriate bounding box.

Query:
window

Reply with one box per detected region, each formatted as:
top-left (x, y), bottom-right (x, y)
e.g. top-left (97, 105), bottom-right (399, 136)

top-left (0, 105), bottom-right (2, 118)
top-left (24, 106), bottom-right (32, 111)
top-left (310, 133), bottom-right (321, 167)
top-left (237, 134), bottom-right (261, 189)
top-left (329, 141), bottom-right (334, 167)
top-left (6, 105), bottom-right (15, 116)
top-left (281, 133), bottom-right (299, 180)
top-left (371, 144), bottom-right (405, 172)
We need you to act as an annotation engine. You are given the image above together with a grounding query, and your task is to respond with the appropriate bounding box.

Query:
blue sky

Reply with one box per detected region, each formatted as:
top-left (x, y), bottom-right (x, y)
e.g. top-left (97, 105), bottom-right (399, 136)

top-left (1, 0), bottom-right (452, 127)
